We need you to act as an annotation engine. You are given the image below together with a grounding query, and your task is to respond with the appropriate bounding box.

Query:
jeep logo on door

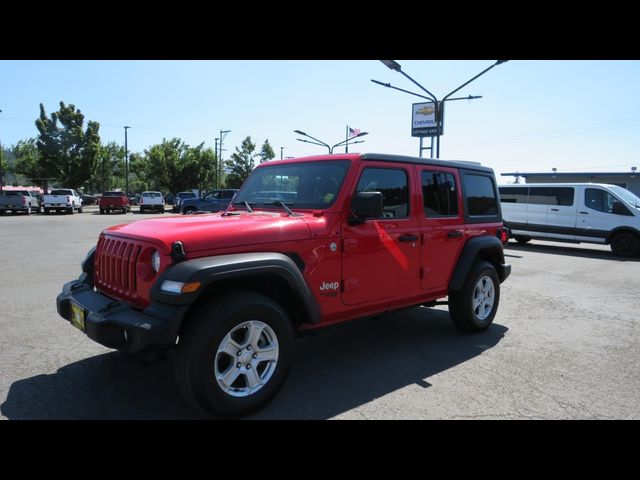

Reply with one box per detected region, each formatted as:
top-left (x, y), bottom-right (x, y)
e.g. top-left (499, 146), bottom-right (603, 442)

top-left (320, 281), bottom-right (340, 296)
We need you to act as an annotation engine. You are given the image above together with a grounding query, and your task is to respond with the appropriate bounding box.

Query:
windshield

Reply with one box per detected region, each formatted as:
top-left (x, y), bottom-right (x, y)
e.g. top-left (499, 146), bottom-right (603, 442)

top-left (233, 160), bottom-right (351, 210)
top-left (610, 186), bottom-right (640, 208)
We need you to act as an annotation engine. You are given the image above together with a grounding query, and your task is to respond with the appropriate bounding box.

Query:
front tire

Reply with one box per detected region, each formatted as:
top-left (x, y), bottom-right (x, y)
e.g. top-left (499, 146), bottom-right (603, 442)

top-left (449, 261), bottom-right (500, 333)
top-left (514, 235), bottom-right (531, 244)
top-left (610, 231), bottom-right (640, 257)
top-left (175, 292), bottom-right (294, 418)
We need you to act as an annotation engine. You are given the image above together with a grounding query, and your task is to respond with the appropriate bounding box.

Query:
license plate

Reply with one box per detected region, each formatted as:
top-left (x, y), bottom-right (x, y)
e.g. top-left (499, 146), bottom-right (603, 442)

top-left (70, 302), bottom-right (86, 332)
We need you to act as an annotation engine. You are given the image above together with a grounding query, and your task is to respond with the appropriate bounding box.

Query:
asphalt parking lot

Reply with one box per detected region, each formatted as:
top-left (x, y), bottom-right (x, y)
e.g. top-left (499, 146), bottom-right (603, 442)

top-left (0, 207), bottom-right (638, 419)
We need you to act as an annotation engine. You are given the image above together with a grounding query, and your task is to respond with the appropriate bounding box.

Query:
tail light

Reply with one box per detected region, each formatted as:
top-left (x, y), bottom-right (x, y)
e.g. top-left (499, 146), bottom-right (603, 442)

top-left (67, 196), bottom-right (71, 203)
top-left (22, 196), bottom-right (26, 205)
top-left (141, 197), bottom-right (144, 204)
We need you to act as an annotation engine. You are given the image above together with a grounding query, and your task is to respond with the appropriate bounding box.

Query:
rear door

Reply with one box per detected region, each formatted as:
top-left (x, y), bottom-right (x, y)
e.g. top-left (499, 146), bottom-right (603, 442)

top-left (526, 187), bottom-right (551, 237)
top-left (418, 166), bottom-right (465, 292)
top-left (545, 187), bottom-right (577, 240)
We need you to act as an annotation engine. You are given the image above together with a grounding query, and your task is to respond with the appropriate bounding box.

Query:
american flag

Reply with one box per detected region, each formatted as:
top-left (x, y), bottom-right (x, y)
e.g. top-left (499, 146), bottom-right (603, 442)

top-left (348, 127), bottom-right (361, 138)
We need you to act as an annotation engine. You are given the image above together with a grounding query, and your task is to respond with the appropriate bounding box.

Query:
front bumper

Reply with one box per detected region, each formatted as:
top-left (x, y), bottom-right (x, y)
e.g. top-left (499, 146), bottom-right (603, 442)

top-left (56, 274), bottom-right (187, 353)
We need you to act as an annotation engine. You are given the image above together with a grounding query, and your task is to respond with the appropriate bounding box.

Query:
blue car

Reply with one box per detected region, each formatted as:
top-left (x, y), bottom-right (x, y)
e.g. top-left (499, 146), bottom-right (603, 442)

top-left (180, 189), bottom-right (238, 214)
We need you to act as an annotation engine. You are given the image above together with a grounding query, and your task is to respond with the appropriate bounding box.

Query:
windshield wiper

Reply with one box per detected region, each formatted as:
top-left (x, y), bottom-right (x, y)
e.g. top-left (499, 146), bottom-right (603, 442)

top-left (231, 201), bottom-right (255, 212)
top-left (263, 200), bottom-right (302, 217)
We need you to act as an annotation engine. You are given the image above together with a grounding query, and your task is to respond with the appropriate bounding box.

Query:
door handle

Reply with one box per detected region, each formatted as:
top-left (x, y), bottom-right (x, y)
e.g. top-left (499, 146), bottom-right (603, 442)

top-left (550, 208), bottom-right (559, 212)
top-left (579, 211), bottom-right (589, 215)
top-left (399, 234), bottom-right (418, 243)
top-left (447, 230), bottom-right (464, 238)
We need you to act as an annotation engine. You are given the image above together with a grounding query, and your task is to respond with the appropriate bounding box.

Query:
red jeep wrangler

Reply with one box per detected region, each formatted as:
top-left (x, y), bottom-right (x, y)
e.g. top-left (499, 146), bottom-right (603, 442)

top-left (57, 153), bottom-right (511, 417)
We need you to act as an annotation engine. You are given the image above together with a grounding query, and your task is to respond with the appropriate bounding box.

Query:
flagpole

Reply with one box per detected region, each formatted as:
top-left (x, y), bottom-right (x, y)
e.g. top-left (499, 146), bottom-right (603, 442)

top-left (345, 125), bottom-right (349, 153)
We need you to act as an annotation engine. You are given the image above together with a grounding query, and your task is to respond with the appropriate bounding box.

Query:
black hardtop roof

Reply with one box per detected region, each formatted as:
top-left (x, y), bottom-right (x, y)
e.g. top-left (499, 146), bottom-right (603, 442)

top-left (360, 153), bottom-right (494, 174)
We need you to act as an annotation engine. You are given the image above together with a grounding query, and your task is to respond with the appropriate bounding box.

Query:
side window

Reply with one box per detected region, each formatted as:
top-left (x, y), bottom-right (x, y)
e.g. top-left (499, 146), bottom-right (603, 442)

top-left (585, 188), bottom-right (616, 213)
top-left (355, 168), bottom-right (409, 218)
top-left (499, 187), bottom-right (528, 204)
top-left (528, 187), bottom-right (550, 205)
top-left (422, 171), bottom-right (458, 217)
top-left (548, 187), bottom-right (574, 206)
top-left (463, 174), bottom-right (498, 216)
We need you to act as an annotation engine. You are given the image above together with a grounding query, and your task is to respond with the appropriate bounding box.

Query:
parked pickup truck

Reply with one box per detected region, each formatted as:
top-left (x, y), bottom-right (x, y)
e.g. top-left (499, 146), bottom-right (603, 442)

top-left (43, 189), bottom-right (83, 214)
top-left (57, 153), bottom-right (511, 417)
top-left (172, 191), bottom-right (198, 212)
top-left (0, 190), bottom-right (41, 215)
top-left (180, 189), bottom-right (238, 214)
top-left (99, 191), bottom-right (131, 214)
top-left (139, 191), bottom-right (165, 213)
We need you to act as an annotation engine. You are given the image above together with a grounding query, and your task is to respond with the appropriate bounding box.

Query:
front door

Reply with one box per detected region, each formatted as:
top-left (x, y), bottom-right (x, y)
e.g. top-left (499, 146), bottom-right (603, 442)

top-left (577, 187), bottom-right (622, 241)
top-left (341, 163), bottom-right (420, 306)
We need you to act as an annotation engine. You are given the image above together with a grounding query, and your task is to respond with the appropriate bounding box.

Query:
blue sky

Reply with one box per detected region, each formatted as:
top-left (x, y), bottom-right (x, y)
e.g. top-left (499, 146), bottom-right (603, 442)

top-left (1, 60), bottom-right (639, 182)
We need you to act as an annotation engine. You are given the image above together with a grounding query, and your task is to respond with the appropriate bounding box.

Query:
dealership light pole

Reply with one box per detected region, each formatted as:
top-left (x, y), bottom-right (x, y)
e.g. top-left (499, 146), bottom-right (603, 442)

top-left (373, 60), bottom-right (508, 158)
top-left (219, 130), bottom-right (230, 189)
top-left (294, 129), bottom-right (368, 154)
top-left (0, 109), bottom-right (3, 193)
top-left (124, 126), bottom-right (131, 196)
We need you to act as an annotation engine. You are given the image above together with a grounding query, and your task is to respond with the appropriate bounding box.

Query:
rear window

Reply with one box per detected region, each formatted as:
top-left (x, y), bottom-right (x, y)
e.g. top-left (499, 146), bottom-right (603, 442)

top-left (422, 171), bottom-right (459, 217)
top-left (142, 192), bottom-right (162, 198)
top-left (103, 191), bottom-right (125, 197)
top-left (463, 174), bottom-right (498, 216)
top-left (499, 187), bottom-right (528, 203)
top-left (51, 189), bottom-right (73, 196)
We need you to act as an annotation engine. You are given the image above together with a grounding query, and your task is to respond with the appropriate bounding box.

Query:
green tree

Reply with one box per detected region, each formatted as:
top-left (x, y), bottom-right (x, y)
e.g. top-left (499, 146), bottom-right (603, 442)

top-left (34, 102), bottom-right (101, 190)
top-left (132, 138), bottom-right (219, 194)
top-left (12, 139), bottom-right (44, 187)
top-left (258, 139), bottom-right (275, 163)
top-left (88, 142), bottom-right (125, 193)
top-left (226, 136), bottom-right (256, 188)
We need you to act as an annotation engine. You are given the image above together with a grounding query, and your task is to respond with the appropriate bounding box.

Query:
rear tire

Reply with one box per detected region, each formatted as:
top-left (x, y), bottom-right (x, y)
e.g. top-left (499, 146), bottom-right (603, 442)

top-left (175, 292), bottom-right (294, 418)
top-left (514, 235), bottom-right (531, 244)
top-left (449, 261), bottom-right (500, 333)
top-left (610, 231), bottom-right (640, 257)
top-left (78, 205), bottom-right (83, 213)
top-left (183, 207), bottom-right (196, 215)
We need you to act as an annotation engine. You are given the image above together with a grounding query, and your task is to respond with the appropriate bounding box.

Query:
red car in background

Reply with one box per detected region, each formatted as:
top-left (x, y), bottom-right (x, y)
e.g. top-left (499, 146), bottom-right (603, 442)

top-left (99, 191), bottom-right (131, 214)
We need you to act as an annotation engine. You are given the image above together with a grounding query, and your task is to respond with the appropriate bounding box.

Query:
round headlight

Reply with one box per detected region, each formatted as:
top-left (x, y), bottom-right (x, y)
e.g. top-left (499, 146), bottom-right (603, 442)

top-left (151, 250), bottom-right (161, 273)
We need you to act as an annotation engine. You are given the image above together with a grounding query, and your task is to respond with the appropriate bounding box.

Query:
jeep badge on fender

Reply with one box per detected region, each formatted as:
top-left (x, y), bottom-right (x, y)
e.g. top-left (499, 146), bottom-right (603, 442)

top-left (56, 153), bottom-right (511, 418)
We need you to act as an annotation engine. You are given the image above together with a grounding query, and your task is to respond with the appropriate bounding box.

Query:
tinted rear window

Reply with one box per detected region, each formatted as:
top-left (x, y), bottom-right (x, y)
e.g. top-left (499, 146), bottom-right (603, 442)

top-left (103, 191), bottom-right (125, 197)
top-left (51, 190), bottom-right (73, 196)
top-left (463, 174), bottom-right (497, 216)
top-left (499, 187), bottom-right (528, 203)
top-left (142, 192), bottom-right (162, 198)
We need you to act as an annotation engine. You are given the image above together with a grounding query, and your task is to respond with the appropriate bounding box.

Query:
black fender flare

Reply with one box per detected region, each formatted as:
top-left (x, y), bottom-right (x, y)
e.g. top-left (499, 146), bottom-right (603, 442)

top-left (448, 236), bottom-right (510, 291)
top-left (605, 226), bottom-right (640, 244)
top-left (150, 252), bottom-right (321, 325)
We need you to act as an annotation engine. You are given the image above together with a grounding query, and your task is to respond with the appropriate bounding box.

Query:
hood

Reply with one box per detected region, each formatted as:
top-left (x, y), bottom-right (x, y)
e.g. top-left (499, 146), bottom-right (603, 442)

top-left (103, 211), bottom-right (312, 253)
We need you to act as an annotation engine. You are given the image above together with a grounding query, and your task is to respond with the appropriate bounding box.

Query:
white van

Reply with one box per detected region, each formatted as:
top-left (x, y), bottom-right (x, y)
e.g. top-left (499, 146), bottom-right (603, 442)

top-left (498, 183), bottom-right (640, 257)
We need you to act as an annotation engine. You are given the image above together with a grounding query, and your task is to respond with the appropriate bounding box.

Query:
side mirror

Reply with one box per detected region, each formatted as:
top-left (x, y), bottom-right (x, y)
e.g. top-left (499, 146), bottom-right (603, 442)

top-left (612, 201), bottom-right (631, 216)
top-left (349, 191), bottom-right (383, 225)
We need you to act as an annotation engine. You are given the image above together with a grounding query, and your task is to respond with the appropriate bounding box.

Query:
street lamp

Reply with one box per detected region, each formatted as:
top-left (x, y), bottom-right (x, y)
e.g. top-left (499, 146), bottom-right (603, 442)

top-left (374, 60), bottom-right (508, 158)
top-left (0, 109), bottom-right (3, 193)
top-left (280, 146), bottom-right (284, 160)
top-left (124, 126), bottom-right (131, 196)
top-left (294, 130), bottom-right (368, 154)
top-left (219, 130), bottom-right (231, 189)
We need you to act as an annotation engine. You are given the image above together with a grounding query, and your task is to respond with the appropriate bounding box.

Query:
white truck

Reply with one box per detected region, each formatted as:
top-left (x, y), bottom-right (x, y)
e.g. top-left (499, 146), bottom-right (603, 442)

top-left (139, 191), bottom-right (165, 213)
top-left (43, 188), bottom-right (83, 214)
